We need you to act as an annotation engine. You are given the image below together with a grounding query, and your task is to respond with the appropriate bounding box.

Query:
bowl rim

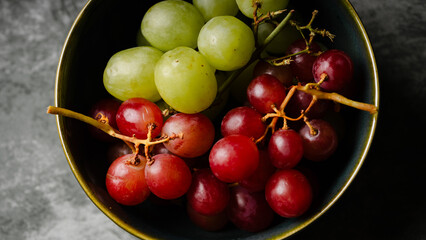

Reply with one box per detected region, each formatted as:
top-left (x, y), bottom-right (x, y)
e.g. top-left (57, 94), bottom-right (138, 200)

top-left (54, 0), bottom-right (379, 239)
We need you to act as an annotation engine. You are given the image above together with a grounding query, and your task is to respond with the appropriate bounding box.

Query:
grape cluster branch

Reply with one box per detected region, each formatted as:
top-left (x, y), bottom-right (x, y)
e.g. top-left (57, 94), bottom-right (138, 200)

top-left (255, 83), bottom-right (378, 143)
top-left (46, 106), bottom-right (182, 163)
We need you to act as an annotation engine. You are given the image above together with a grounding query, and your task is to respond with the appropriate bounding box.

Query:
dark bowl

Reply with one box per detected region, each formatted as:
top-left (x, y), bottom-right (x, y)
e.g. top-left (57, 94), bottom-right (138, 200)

top-left (55, 0), bottom-right (379, 239)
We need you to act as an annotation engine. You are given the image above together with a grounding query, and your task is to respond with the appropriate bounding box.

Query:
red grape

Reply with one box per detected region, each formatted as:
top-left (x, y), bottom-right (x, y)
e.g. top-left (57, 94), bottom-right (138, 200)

top-left (209, 135), bottom-right (259, 183)
top-left (88, 98), bottom-right (121, 141)
top-left (286, 89), bottom-right (331, 119)
top-left (221, 106), bottom-right (266, 139)
top-left (227, 186), bottom-right (274, 232)
top-left (151, 143), bottom-right (172, 155)
top-left (299, 119), bottom-right (338, 161)
top-left (162, 113), bottom-right (215, 158)
top-left (186, 169), bottom-right (230, 216)
top-left (253, 60), bottom-right (294, 87)
top-left (145, 153), bottom-right (192, 199)
top-left (106, 154), bottom-right (150, 206)
top-left (239, 149), bottom-right (276, 192)
top-left (187, 203), bottom-right (228, 232)
top-left (246, 74), bottom-right (286, 114)
top-left (286, 39), bottom-right (321, 83)
top-left (106, 141), bottom-right (133, 164)
top-left (116, 98), bottom-right (163, 139)
top-left (312, 49), bottom-right (353, 93)
top-left (265, 169), bottom-right (313, 218)
top-left (268, 129), bottom-right (303, 169)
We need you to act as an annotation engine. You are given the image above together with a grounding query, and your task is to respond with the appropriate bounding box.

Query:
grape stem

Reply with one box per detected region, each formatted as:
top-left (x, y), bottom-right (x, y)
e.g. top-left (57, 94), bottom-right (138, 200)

top-left (255, 84), bottom-right (378, 143)
top-left (267, 10), bottom-right (334, 67)
top-left (303, 116), bottom-right (318, 136)
top-left (252, 0), bottom-right (287, 47)
top-left (295, 84), bottom-right (378, 114)
top-left (46, 106), bottom-right (182, 163)
top-left (293, 10), bottom-right (335, 43)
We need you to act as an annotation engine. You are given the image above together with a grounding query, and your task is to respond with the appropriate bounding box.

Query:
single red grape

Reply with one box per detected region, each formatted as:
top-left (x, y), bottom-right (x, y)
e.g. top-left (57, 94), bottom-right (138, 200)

top-left (221, 106), bottom-right (266, 139)
top-left (246, 74), bottom-right (286, 114)
top-left (299, 119), bottom-right (338, 161)
top-left (227, 186), bottom-right (274, 232)
top-left (88, 98), bottom-right (121, 141)
top-left (312, 49), bottom-right (353, 93)
top-left (286, 39), bottom-right (321, 83)
top-left (106, 141), bottom-right (133, 165)
top-left (145, 153), bottom-right (192, 199)
top-left (209, 135), bottom-right (259, 183)
top-left (162, 113), bottom-right (215, 158)
top-left (265, 169), bottom-right (313, 218)
top-left (105, 154), bottom-right (150, 206)
top-left (116, 98), bottom-right (163, 139)
top-left (187, 202), bottom-right (228, 232)
top-left (268, 129), bottom-right (304, 169)
top-left (151, 143), bottom-right (172, 155)
top-left (186, 168), bottom-right (230, 216)
top-left (253, 60), bottom-right (294, 87)
top-left (286, 89), bottom-right (331, 119)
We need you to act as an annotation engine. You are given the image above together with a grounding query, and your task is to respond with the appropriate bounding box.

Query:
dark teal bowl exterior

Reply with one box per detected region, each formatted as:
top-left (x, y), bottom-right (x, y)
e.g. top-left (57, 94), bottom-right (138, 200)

top-left (55, 0), bottom-right (379, 239)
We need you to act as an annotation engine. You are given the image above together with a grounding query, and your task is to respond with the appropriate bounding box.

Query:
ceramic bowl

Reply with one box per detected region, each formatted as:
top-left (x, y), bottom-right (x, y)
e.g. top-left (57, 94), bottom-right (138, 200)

top-left (54, 0), bottom-right (379, 239)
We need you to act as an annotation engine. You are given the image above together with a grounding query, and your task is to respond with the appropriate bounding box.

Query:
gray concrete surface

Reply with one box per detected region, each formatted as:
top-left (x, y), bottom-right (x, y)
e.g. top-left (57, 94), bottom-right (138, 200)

top-left (0, 0), bottom-right (425, 239)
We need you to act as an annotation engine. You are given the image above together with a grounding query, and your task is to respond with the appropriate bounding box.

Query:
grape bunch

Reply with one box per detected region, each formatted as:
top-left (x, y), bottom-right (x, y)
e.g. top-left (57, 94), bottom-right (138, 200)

top-left (48, 0), bottom-right (378, 234)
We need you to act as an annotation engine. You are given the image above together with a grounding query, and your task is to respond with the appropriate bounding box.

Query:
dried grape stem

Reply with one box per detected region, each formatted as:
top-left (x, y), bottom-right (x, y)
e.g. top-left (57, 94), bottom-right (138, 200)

top-left (268, 48), bottom-right (310, 66)
top-left (294, 10), bottom-right (335, 43)
top-left (269, 10), bottom-right (334, 67)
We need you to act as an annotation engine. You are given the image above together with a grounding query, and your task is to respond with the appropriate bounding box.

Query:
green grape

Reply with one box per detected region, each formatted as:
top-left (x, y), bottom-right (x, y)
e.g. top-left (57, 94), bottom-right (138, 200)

top-left (193, 0), bottom-right (239, 21)
top-left (236, 0), bottom-right (289, 19)
top-left (103, 46), bottom-right (163, 102)
top-left (198, 16), bottom-right (255, 71)
top-left (257, 22), bottom-right (300, 56)
top-left (155, 47), bottom-right (217, 114)
top-left (141, 0), bottom-right (205, 51)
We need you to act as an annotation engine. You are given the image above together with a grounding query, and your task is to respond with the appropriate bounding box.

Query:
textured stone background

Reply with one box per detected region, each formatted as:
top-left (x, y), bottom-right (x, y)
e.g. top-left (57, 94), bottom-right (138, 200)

top-left (0, 0), bottom-right (425, 239)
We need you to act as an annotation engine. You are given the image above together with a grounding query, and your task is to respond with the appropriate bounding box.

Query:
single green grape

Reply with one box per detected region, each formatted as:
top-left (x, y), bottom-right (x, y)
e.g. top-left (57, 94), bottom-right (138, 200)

top-left (198, 16), bottom-right (255, 71)
top-left (103, 46), bottom-right (163, 102)
top-left (236, 0), bottom-right (289, 19)
top-left (155, 47), bottom-right (217, 114)
top-left (141, 0), bottom-right (205, 51)
top-left (193, 0), bottom-right (239, 21)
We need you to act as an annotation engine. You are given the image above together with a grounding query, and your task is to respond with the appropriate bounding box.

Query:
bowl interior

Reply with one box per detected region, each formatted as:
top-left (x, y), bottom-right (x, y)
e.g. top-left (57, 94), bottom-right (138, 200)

top-left (55, 0), bottom-right (378, 239)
